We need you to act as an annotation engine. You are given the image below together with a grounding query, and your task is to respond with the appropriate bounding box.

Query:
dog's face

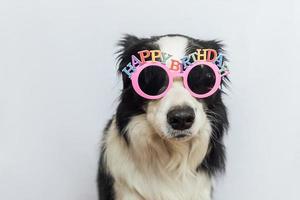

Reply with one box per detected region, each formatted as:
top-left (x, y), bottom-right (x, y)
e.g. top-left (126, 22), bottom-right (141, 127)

top-left (116, 34), bottom-right (228, 174)
top-left (146, 76), bottom-right (209, 141)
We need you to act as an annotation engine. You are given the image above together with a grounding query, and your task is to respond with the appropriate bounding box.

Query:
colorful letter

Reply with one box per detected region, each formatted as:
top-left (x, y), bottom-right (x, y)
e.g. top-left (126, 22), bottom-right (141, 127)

top-left (206, 49), bottom-right (217, 62)
top-left (150, 50), bottom-right (161, 62)
top-left (131, 55), bottom-right (141, 67)
top-left (138, 50), bottom-right (150, 63)
top-left (169, 59), bottom-right (181, 71)
top-left (215, 53), bottom-right (224, 68)
top-left (189, 52), bottom-right (197, 63)
top-left (196, 49), bottom-right (208, 61)
top-left (122, 63), bottom-right (136, 78)
top-left (180, 56), bottom-right (191, 70)
top-left (161, 52), bottom-right (172, 64)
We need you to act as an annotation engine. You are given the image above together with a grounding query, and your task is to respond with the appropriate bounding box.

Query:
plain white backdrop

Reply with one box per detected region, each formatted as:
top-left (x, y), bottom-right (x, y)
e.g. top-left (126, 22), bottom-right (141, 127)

top-left (1, 0), bottom-right (300, 199)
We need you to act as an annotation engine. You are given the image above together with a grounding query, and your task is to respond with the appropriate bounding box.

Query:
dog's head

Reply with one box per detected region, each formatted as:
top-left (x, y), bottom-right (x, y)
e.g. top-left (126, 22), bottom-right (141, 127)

top-left (115, 34), bottom-right (229, 174)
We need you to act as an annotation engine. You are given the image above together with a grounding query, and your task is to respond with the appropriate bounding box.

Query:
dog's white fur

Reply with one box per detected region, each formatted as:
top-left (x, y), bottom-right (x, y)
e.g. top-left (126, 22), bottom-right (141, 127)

top-left (103, 36), bottom-right (213, 200)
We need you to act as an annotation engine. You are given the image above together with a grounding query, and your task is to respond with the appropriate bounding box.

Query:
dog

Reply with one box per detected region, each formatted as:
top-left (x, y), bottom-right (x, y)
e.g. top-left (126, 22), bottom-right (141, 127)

top-left (97, 34), bottom-right (229, 200)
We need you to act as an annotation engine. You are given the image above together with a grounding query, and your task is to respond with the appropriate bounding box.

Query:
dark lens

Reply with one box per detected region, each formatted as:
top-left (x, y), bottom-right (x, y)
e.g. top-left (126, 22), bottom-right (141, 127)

top-left (187, 64), bottom-right (216, 95)
top-left (138, 65), bottom-right (169, 96)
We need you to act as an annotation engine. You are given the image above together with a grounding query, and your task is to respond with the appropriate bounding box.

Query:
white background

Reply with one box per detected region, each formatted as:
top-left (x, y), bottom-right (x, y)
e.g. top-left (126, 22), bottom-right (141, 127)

top-left (1, 0), bottom-right (300, 199)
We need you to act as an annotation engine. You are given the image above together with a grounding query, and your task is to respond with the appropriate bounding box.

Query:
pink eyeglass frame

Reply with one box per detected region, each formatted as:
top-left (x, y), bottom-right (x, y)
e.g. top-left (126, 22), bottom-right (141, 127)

top-left (131, 61), bottom-right (229, 100)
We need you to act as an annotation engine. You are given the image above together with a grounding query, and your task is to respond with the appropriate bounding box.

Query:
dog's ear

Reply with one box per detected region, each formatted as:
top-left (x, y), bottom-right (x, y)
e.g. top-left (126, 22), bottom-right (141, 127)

top-left (116, 34), bottom-right (159, 89)
top-left (188, 39), bottom-right (229, 88)
top-left (116, 34), bottom-right (141, 89)
top-left (117, 34), bottom-right (140, 53)
top-left (116, 34), bottom-right (141, 72)
top-left (186, 39), bottom-right (226, 60)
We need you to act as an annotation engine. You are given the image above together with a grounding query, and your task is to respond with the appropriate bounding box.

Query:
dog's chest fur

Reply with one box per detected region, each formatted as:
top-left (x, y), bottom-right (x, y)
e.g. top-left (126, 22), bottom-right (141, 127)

top-left (103, 116), bottom-right (212, 200)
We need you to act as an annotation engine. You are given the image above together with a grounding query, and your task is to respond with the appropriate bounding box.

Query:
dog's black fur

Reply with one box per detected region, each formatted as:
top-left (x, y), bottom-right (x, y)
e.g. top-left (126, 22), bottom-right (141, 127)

top-left (97, 34), bottom-right (229, 200)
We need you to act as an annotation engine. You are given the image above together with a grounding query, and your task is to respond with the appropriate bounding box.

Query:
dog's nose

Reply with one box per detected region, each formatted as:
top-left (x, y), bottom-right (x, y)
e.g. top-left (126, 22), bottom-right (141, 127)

top-left (167, 106), bottom-right (195, 130)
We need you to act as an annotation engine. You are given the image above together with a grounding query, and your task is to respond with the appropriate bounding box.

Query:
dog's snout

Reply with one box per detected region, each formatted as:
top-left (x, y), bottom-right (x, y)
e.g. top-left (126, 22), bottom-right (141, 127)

top-left (167, 106), bottom-right (195, 130)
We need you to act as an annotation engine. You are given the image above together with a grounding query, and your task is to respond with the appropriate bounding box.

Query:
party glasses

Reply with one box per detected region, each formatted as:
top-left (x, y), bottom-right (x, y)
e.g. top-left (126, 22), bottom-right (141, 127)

top-left (130, 61), bottom-right (229, 100)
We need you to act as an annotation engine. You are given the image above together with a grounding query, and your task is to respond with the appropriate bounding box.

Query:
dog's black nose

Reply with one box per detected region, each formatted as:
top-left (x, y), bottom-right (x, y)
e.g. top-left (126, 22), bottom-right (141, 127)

top-left (167, 106), bottom-right (195, 130)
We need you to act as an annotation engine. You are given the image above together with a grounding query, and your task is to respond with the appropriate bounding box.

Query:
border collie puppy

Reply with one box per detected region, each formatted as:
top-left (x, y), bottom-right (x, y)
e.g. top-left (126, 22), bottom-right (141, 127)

top-left (98, 34), bottom-right (229, 200)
